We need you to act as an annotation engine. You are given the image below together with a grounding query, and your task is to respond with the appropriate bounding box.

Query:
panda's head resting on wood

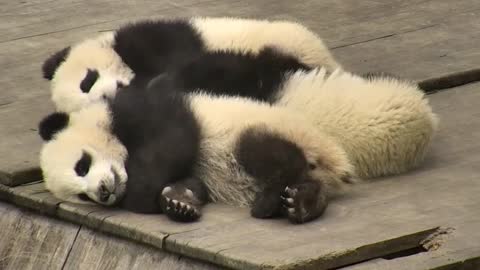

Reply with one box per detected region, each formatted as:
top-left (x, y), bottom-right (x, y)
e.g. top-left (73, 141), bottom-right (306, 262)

top-left (42, 32), bottom-right (134, 113)
top-left (38, 103), bottom-right (128, 206)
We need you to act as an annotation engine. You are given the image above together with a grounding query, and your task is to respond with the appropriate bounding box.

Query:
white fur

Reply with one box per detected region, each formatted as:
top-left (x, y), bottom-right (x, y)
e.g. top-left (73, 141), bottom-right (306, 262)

top-left (48, 17), bottom-right (339, 113)
top-left (40, 103), bottom-right (128, 205)
top-left (50, 32), bottom-right (134, 112)
top-left (189, 93), bottom-right (353, 206)
top-left (276, 69), bottom-right (439, 179)
top-left (41, 69), bottom-right (437, 209)
top-left (191, 17), bottom-right (341, 71)
top-left (186, 69), bottom-right (437, 206)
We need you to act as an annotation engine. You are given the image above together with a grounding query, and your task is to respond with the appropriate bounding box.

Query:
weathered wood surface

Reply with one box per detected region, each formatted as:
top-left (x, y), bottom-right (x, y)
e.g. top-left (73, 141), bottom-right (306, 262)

top-left (1, 83), bottom-right (479, 269)
top-left (340, 221), bottom-right (480, 270)
top-left (0, 202), bottom-right (223, 270)
top-left (1, 0), bottom-right (480, 186)
top-left (63, 226), bottom-right (222, 270)
top-left (0, 202), bottom-right (78, 270)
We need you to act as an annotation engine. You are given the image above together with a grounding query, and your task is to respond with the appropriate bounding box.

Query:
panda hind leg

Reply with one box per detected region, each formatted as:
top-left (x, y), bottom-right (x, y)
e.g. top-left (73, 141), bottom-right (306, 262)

top-left (159, 177), bottom-right (208, 222)
top-left (281, 180), bottom-right (328, 224)
top-left (236, 126), bottom-right (319, 221)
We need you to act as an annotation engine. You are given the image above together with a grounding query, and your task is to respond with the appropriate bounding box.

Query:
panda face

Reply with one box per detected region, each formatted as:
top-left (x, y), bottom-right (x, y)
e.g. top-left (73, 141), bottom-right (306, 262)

top-left (44, 32), bottom-right (134, 112)
top-left (39, 104), bottom-right (128, 206)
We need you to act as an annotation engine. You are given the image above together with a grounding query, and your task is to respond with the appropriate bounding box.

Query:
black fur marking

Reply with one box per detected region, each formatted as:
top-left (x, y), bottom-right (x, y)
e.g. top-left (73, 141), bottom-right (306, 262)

top-left (42, 46), bottom-right (70, 80)
top-left (116, 81), bottom-right (126, 89)
top-left (112, 20), bottom-right (205, 83)
top-left (80, 69), bottom-right (99, 93)
top-left (112, 78), bottom-right (201, 214)
top-left (74, 151), bottom-right (92, 177)
top-left (281, 181), bottom-right (328, 224)
top-left (159, 177), bottom-right (208, 222)
top-left (174, 47), bottom-right (311, 102)
top-left (235, 126), bottom-right (310, 219)
top-left (77, 193), bottom-right (91, 202)
top-left (38, 112), bottom-right (69, 141)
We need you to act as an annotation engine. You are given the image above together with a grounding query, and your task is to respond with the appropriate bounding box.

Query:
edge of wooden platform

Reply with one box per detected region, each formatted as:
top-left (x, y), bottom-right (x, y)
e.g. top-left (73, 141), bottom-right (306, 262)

top-left (0, 182), bottom-right (447, 270)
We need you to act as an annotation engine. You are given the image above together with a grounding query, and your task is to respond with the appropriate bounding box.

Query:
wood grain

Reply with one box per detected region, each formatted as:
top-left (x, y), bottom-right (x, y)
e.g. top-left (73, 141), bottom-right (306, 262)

top-left (0, 202), bottom-right (79, 270)
top-left (62, 226), bottom-right (223, 270)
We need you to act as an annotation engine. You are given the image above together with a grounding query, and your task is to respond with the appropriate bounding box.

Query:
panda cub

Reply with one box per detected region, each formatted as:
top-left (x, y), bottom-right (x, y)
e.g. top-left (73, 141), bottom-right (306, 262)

top-left (39, 68), bottom-right (438, 224)
top-left (42, 17), bottom-right (340, 113)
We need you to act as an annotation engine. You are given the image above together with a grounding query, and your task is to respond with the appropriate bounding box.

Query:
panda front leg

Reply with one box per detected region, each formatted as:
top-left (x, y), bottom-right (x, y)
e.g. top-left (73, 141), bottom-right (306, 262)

top-left (159, 177), bottom-right (209, 222)
top-left (236, 126), bottom-right (328, 223)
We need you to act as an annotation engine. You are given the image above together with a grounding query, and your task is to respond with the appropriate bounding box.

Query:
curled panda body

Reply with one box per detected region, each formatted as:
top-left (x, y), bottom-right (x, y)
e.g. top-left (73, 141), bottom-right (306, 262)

top-left (42, 17), bottom-right (340, 113)
top-left (158, 68), bottom-right (438, 223)
top-left (38, 68), bottom-right (437, 224)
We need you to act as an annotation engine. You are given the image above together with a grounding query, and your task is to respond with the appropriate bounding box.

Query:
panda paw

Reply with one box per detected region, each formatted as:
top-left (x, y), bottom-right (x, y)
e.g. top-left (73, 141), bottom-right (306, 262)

top-left (159, 186), bottom-right (201, 222)
top-left (281, 182), bottom-right (328, 224)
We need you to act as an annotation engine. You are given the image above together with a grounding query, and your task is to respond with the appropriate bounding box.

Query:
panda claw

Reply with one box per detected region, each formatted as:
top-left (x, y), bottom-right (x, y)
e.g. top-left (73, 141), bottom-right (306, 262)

top-left (159, 185), bottom-right (202, 222)
top-left (284, 186), bottom-right (298, 197)
top-left (162, 186), bottom-right (173, 195)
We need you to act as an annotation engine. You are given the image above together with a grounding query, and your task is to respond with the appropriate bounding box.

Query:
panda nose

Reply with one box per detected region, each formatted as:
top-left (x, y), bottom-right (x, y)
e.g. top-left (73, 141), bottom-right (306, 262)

top-left (99, 184), bottom-right (111, 202)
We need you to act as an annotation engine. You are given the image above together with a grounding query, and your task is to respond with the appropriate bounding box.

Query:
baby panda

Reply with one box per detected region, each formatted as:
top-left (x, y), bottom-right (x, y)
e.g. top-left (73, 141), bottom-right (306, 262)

top-left (39, 67), bottom-right (438, 224)
top-left (42, 17), bottom-right (340, 113)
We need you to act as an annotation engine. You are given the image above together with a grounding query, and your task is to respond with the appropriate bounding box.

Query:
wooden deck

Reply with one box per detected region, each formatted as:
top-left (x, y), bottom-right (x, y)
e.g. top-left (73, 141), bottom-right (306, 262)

top-left (1, 0), bottom-right (480, 269)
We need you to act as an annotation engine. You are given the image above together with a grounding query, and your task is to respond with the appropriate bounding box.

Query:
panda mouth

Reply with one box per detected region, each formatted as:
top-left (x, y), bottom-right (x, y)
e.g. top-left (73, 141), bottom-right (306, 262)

top-left (77, 193), bottom-right (93, 202)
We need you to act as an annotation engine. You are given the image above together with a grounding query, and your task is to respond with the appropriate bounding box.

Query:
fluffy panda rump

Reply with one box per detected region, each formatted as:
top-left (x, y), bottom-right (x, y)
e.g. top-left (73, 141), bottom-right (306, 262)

top-left (277, 69), bottom-right (439, 179)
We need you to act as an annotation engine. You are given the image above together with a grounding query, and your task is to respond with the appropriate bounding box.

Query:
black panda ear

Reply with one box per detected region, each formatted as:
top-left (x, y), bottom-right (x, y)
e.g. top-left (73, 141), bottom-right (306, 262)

top-left (42, 47), bottom-right (71, 80)
top-left (38, 112), bottom-right (70, 141)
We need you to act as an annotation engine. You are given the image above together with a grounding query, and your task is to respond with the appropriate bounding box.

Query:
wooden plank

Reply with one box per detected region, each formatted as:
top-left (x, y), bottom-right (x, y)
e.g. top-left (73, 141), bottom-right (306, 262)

top-left (0, 202), bottom-right (79, 270)
top-left (339, 221), bottom-right (480, 270)
top-left (0, 0), bottom-right (223, 43)
top-left (0, 98), bottom-right (48, 186)
top-left (62, 226), bottom-right (223, 270)
top-left (0, 81), bottom-right (479, 270)
top-left (0, 181), bottom-right (254, 250)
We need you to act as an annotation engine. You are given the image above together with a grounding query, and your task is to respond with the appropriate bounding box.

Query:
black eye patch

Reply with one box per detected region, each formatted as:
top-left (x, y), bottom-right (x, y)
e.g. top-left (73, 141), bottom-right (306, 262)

top-left (80, 69), bottom-right (99, 93)
top-left (75, 151), bottom-right (92, 177)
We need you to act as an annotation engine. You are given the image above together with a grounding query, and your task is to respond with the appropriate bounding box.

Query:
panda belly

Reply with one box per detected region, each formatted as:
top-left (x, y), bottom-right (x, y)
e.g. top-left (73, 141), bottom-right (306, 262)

top-left (188, 95), bottom-right (278, 206)
top-left (187, 92), bottom-right (351, 208)
top-left (195, 132), bottom-right (259, 207)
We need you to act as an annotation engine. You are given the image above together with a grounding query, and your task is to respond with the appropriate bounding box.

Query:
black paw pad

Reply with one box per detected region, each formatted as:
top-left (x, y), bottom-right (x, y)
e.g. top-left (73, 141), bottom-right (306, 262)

top-left (160, 186), bottom-right (201, 222)
top-left (280, 184), bottom-right (327, 224)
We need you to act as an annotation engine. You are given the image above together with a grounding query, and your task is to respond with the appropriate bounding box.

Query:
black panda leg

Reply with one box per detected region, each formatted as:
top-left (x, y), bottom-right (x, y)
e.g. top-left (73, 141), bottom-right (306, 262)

top-left (236, 126), bottom-right (312, 220)
top-left (159, 177), bottom-right (208, 222)
top-left (281, 179), bottom-right (328, 224)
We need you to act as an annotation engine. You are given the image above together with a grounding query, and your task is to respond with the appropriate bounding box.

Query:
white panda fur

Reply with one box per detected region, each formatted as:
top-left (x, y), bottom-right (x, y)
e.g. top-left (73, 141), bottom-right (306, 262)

top-left (187, 69), bottom-right (438, 207)
top-left (191, 17), bottom-right (339, 69)
top-left (38, 68), bottom-right (437, 223)
top-left (42, 17), bottom-right (341, 113)
top-left (190, 92), bottom-right (353, 207)
top-left (49, 33), bottom-right (134, 113)
top-left (39, 103), bottom-right (128, 205)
